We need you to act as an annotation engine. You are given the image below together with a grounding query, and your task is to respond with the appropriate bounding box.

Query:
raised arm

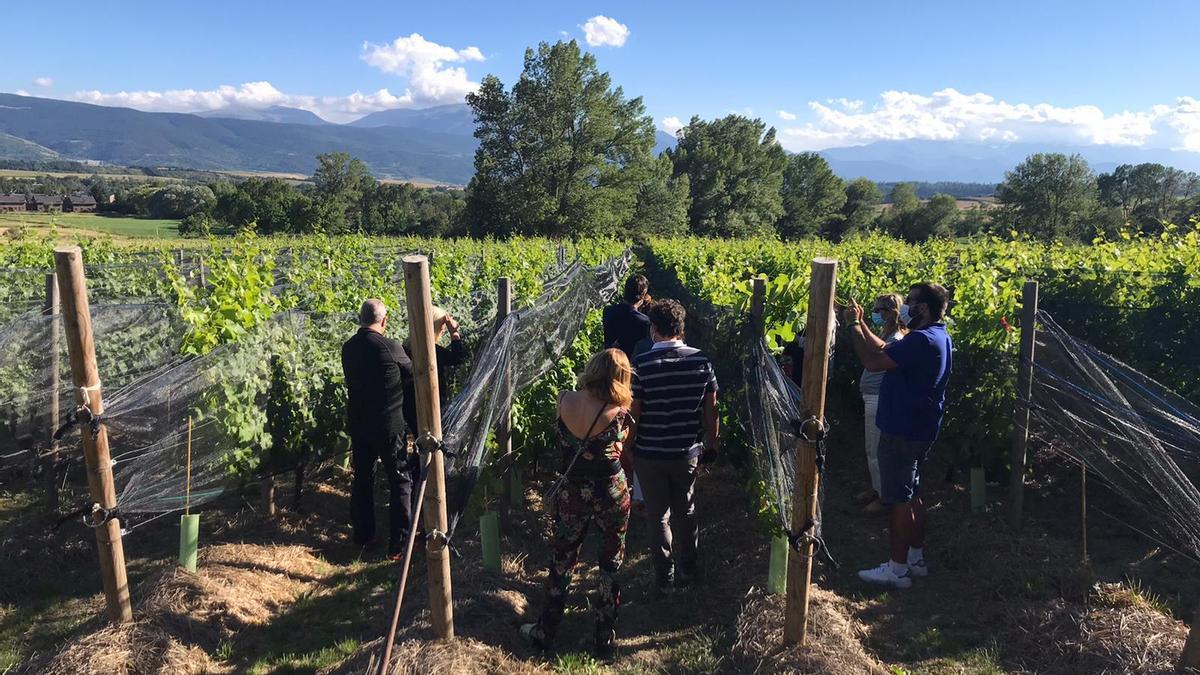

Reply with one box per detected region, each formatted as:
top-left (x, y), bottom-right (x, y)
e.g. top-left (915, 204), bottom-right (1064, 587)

top-left (844, 300), bottom-right (898, 372)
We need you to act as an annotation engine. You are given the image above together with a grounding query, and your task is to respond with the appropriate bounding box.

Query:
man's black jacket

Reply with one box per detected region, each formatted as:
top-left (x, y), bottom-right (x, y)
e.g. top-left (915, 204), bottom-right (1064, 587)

top-left (341, 327), bottom-right (413, 441)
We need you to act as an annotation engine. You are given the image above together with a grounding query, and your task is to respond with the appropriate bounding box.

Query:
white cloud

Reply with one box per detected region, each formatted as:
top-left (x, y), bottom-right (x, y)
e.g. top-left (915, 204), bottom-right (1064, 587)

top-left (826, 98), bottom-right (863, 112)
top-left (582, 16), bottom-right (629, 47)
top-left (70, 35), bottom-right (488, 124)
top-left (72, 81), bottom-right (422, 123)
top-left (777, 109), bottom-right (796, 121)
top-left (361, 33), bottom-right (484, 106)
top-left (33, 76), bottom-right (54, 88)
top-left (15, 89), bottom-right (29, 96)
top-left (778, 88), bottom-right (1200, 152)
top-left (661, 116), bottom-right (684, 134)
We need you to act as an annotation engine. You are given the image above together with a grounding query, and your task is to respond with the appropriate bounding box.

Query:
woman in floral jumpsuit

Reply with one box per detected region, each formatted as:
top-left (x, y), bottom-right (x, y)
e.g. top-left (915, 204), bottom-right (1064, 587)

top-left (520, 348), bottom-right (633, 659)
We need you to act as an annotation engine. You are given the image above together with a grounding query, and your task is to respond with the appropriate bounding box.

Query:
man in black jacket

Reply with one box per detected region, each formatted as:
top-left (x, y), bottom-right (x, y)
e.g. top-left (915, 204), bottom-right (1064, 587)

top-left (341, 299), bottom-right (415, 559)
top-left (603, 275), bottom-right (651, 364)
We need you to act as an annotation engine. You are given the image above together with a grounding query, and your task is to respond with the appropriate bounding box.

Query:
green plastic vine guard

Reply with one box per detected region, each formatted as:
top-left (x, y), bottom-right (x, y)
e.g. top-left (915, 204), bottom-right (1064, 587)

top-left (179, 514), bottom-right (200, 572)
top-left (508, 468), bottom-right (523, 509)
top-left (480, 511), bottom-right (501, 572)
top-left (768, 535), bottom-right (788, 595)
top-left (970, 466), bottom-right (987, 512)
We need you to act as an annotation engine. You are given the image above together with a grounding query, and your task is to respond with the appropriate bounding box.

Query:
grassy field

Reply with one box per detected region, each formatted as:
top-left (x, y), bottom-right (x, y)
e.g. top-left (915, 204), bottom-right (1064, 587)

top-left (0, 169), bottom-right (183, 182)
top-left (0, 212), bottom-right (180, 238)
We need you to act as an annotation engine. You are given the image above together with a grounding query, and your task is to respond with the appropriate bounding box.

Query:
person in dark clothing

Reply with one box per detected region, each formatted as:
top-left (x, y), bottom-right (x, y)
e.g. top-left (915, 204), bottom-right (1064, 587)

top-left (603, 275), bottom-right (651, 364)
top-left (400, 306), bottom-right (467, 434)
top-left (341, 299), bottom-right (415, 559)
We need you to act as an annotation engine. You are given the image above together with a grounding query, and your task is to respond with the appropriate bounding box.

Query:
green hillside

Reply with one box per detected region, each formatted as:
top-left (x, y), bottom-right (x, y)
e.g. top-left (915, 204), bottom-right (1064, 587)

top-left (0, 94), bottom-right (476, 184)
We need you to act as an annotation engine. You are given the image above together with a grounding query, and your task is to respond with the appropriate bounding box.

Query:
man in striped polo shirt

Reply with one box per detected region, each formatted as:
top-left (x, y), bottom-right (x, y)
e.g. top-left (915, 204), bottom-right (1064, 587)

top-left (627, 299), bottom-right (720, 590)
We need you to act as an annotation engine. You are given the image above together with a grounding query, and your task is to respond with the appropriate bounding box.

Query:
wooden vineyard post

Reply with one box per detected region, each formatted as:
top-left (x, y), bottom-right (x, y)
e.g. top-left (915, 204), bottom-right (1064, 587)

top-left (784, 257), bottom-right (837, 645)
top-left (54, 246), bottom-right (133, 624)
top-left (402, 254), bottom-right (455, 639)
top-left (750, 276), bottom-right (766, 321)
top-left (1007, 280), bottom-right (1038, 530)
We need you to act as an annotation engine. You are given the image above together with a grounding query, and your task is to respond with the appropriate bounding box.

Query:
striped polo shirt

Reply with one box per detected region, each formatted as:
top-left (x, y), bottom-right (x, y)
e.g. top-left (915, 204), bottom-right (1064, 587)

top-left (632, 340), bottom-right (718, 459)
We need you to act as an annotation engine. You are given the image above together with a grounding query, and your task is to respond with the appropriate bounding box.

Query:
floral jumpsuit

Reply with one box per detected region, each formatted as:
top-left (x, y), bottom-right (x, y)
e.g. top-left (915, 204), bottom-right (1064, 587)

top-left (533, 408), bottom-right (631, 647)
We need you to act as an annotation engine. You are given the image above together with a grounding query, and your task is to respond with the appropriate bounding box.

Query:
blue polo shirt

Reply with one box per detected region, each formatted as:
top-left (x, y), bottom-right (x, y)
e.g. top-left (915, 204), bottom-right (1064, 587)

top-left (876, 323), bottom-right (953, 442)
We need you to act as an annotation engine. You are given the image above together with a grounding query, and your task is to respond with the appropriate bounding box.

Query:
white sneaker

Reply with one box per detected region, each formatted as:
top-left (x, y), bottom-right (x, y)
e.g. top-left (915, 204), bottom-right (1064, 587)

top-left (857, 562), bottom-right (913, 589)
top-left (907, 558), bottom-right (929, 577)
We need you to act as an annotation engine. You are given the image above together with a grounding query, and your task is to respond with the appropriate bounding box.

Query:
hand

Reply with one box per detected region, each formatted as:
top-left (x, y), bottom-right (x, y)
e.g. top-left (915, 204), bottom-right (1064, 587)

top-left (842, 299), bottom-right (864, 325)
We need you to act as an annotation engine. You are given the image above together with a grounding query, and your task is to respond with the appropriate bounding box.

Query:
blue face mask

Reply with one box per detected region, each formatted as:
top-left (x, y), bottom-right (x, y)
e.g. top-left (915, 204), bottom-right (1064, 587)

top-left (871, 311), bottom-right (884, 326)
top-left (898, 304), bottom-right (912, 326)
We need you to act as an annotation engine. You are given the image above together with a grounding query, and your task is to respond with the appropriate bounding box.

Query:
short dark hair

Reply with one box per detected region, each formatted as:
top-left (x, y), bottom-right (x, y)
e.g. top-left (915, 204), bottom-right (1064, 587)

top-left (647, 299), bottom-right (686, 338)
top-left (909, 283), bottom-right (949, 320)
top-left (623, 274), bottom-right (649, 304)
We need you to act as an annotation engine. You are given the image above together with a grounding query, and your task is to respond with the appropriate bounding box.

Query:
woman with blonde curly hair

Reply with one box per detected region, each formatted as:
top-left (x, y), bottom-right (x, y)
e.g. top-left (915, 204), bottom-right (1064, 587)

top-left (520, 348), bottom-right (634, 660)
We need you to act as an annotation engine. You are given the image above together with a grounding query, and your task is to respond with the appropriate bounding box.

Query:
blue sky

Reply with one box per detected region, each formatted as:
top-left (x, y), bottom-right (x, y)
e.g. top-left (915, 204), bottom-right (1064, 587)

top-left (4, 0), bottom-right (1199, 151)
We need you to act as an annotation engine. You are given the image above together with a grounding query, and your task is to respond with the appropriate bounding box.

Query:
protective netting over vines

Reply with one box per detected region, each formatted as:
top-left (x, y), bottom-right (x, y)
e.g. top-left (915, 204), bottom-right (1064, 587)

top-left (443, 253), bottom-right (631, 537)
top-left (742, 332), bottom-right (805, 537)
top-left (0, 249), bottom-right (628, 531)
top-left (1028, 311), bottom-right (1200, 561)
top-left (0, 304), bottom-right (184, 467)
top-left (740, 312), bottom-right (837, 554)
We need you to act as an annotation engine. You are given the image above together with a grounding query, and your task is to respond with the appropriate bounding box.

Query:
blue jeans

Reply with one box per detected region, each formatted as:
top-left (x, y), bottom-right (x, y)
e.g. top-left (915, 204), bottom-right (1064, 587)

top-left (877, 432), bottom-right (933, 505)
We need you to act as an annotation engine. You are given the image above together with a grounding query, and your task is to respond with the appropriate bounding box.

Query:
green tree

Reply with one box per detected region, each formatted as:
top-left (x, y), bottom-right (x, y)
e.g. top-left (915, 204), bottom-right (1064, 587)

top-left (1097, 163), bottom-right (1200, 233)
top-left (995, 153), bottom-right (1097, 240)
top-left (147, 184), bottom-right (216, 219)
top-left (311, 152), bottom-right (375, 232)
top-left (839, 177), bottom-right (883, 238)
top-left (213, 185), bottom-right (256, 231)
top-left (465, 40), bottom-right (656, 237)
top-left (777, 152), bottom-right (846, 239)
top-left (889, 182), bottom-right (920, 211)
top-left (906, 193), bottom-right (959, 241)
top-left (629, 154), bottom-right (690, 237)
top-left (236, 178), bottom-right (312, 234)
top-left (879, 182), bottom-right (920, 238)
top-left (668, 115), bottom-right (787, 237)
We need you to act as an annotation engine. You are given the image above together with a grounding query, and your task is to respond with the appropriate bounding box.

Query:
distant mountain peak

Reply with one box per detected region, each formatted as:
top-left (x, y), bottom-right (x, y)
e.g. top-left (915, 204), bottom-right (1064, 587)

top-left (198, 105), bottom-right (329, 126)
top-left (349, 104), bottom-right (476, 136)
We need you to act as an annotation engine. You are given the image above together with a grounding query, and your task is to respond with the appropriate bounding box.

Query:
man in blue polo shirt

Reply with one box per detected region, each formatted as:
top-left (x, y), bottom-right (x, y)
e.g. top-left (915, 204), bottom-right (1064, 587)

top-left (844, 283), bottom-right (953, 589)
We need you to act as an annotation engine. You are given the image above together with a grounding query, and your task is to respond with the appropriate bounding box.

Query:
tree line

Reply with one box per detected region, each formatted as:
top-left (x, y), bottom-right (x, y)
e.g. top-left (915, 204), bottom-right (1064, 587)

top-left (461, 40), bottom-right (1200, 242)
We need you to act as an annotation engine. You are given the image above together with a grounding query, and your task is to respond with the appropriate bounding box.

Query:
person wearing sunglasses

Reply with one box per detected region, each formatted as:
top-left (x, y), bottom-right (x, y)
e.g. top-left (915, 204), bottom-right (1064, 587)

top-left (855, 293), bottom-right (908, 514)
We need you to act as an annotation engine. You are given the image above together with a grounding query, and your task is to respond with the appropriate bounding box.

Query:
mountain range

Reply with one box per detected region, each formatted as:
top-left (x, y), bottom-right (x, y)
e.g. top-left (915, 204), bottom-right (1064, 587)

top-left (1, 92), bottom-right (1197, 185)
top-left (820, 139), bottom-right (1200, 182)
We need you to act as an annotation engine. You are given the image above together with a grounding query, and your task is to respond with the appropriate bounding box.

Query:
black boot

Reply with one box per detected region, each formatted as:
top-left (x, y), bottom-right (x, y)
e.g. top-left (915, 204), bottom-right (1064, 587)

top-left (594, 620), bottom-right (616, 661)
